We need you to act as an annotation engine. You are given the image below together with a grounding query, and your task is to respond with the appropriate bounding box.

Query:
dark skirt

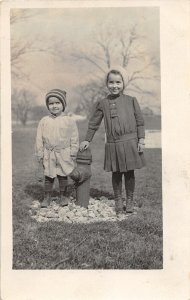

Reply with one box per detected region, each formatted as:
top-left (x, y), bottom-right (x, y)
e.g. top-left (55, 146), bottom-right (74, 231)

top-left (104, 138), bottom-right (145, 172)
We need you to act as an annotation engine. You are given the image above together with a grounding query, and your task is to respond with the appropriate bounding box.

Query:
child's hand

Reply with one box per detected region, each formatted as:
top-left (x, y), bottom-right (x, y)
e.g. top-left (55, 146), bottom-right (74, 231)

top-left (80, 141), bottom-right (89, 151)
top-left (138, 139), bottom-right (145, 153)
top-left (37, 156), bottom-right (43, 164)
top-left (71, 155), bottom-right (77, 162)
top-left (36, 158), bottom-right (44, 182)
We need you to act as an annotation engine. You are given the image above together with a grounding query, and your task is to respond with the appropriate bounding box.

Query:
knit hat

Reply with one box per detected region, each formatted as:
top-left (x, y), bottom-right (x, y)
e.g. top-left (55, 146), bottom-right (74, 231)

top-left (45, 89), bottom-right (67, 111)
top-left (106, 66), bottom-right (128, 92)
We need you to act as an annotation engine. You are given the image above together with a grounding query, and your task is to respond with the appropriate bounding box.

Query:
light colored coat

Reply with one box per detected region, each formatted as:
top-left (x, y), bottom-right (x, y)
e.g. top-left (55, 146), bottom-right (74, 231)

top-left (35, 113), bottom-right (79, 178)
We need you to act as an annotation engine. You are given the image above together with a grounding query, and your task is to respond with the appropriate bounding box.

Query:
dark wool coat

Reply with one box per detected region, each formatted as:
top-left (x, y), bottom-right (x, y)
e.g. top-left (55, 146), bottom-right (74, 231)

top-left (85, 94), bottom-right (145, 172)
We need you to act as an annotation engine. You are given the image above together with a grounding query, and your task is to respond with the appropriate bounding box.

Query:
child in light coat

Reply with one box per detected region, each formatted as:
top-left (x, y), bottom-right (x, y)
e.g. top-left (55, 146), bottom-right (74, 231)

top-left (80, 67), bottom-right (145, 214)
top-left (35, 89), bottom-right (79, 208)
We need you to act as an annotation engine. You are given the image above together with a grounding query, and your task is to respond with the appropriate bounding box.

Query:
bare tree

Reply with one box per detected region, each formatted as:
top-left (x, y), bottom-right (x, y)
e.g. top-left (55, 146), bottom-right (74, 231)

top-left (71, 22), bottom-right (117, 73)
top-left (12, 89), bottom-right (36, 126)
top-left (72, 23), bottom-right (160, 113)
top-left (11, 10), bottom-right (41, 81)
top-left (11, 36), bottom-right (63, 81)
top-left (74, 80), bottom-right (107, 116)
top-left (10, 9), bottom-right (40, 25)
top-left (11, 9), bottom-right (64, 81)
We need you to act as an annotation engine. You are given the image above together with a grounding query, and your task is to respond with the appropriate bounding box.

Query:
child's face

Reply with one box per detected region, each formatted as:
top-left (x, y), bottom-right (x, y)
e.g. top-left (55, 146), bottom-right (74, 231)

top-left (48, 97), bottom-right (63, 115)
top-left (107, 73), bottom-right (124, 95)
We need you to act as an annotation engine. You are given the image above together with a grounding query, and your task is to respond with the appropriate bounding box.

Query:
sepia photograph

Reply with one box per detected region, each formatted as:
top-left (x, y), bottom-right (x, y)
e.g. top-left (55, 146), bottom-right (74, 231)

top-left (1, 1), bottom-right (190, 299)
top-left (11, 6), bottom-right (162, 270)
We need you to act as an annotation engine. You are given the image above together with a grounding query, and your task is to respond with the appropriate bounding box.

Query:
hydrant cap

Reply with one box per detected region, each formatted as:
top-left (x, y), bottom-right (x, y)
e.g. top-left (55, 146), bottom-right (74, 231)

top-left (76, 148), bottom-right (92, 164)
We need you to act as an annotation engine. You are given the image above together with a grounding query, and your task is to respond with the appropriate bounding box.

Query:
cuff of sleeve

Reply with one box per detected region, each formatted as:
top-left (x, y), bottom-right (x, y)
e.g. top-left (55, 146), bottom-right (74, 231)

top-left (85, 129), bottom-right (96, 142)
top-left (138, 138), bottom-right (145, 145)
top-left (137, 126), bottom-right (145, 139)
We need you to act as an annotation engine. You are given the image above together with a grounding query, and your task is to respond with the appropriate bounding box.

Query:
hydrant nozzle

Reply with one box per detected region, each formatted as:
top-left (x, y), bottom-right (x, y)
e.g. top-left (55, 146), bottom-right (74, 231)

top-left (70, 148), bottom-right (92, 208)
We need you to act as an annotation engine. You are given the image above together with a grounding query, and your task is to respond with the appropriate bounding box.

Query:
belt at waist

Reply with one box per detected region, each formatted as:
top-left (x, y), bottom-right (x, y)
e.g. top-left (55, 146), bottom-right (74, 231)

top-left (44, 142), bottom-right (69, 153)
top-left (107, 132), bottom-right (137, 143)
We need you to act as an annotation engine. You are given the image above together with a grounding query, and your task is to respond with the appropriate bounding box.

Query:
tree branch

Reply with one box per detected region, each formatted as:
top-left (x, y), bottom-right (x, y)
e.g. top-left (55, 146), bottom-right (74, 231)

top-left (71, 52), bottom-right (106, 73)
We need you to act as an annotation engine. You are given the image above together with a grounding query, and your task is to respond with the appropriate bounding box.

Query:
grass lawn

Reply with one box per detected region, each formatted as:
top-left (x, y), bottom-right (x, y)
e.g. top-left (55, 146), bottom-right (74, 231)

top-left (12, 119), bottom-right (162, 269)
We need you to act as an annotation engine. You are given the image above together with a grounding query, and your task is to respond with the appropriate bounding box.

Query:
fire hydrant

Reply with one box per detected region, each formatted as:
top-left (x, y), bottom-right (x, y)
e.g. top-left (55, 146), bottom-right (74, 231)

top-left (70, 148), bottom-right (92, 208)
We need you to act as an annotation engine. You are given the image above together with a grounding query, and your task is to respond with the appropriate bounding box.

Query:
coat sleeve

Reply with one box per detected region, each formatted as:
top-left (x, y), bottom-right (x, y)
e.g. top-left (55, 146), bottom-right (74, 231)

top-left (35, 119), bottom-right (44, 160)
top-left (85, 101), bottom-right (104, 142)
top-left (70, 119), bottom-right (79, 157)
top-left (133, 97), bottom-right (145, 139)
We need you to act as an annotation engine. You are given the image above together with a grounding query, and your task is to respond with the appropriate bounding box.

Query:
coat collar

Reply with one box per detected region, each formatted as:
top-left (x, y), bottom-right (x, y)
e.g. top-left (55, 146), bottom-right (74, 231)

top-left (49, 112), bottom-right (67, 119)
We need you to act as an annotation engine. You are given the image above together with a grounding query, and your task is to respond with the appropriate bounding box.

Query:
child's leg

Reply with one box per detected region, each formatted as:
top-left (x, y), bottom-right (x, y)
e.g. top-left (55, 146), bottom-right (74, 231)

top-left (41, 176), bottom-right (54, 208)
top-left (112, 171), bottom-right (123, 214)
top-left (57, 175), bottom-right (69, 206)
top-left (124, 170), bottom-right (135, 213)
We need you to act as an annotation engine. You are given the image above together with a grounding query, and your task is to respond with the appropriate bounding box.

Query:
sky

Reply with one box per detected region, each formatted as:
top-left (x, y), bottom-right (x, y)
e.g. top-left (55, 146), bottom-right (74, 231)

top-left (11, 7), bottom-right (160, 114)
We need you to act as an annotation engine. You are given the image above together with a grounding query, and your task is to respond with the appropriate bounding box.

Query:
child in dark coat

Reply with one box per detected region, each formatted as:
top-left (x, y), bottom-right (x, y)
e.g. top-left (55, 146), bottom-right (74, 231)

top-left (80, 67), bottom-right (145, 214)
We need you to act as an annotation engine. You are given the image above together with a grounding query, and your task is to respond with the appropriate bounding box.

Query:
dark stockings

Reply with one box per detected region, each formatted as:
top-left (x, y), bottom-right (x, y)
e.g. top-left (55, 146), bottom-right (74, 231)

top-left (57, 175), bottom-right (68, 193)
top-left (57, 175), bottom-right (69, 206)
top-left (112, 172), bottom-right (123, 213)
top-left (124, 170), bottom-right (135, 212)
top-left (44, 176), bottom-right (54, 192)
top-left (112, 170), bottom-right (135, 213)
top-left (41, 176), bottom-right (55, 207)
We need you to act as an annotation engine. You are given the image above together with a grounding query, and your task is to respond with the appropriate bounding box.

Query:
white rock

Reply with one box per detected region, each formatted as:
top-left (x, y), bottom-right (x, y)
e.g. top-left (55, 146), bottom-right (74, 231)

top-left (64, 217), bottom-right (72, 223)
top-left (100, 196), bottom-right (107, 202)
top-left (30, 196), bottom-right (136, 224)
top-left (58, 209), bottom-right (68, 218)
top-left (117, 214), bottom-right (126, 221)
top-left (28, 209), bottom-right (33, 216)
top-left (32, 201), bottom-right (41, 209)
top-left (80, 207), bottom-right (88, 213)
top-left (46, 211), bottom-right (59, 218)
top-left (39, 209), bottom-right (49, 217)
top-left (75, 216), bottom-right (86, 223)
top-left (53, 205), bottom-right (59, 212)
top-left (66, 211), bottom-right (75, 218)
top-left (37, 216), bottom-right (47, 222)
top-left (75, 211), bottom-right (83, 217)
top-left (88, 211), bottom-right (96, 218)
top-left (93, 204), bottom-right (100, 211)
top-left (81, 211), bottom-right (88, 217)
top-left (89, 199), bottom-right (96, 205)
top-left (68, 205), bottom-right (75, 211)
top-left (72, 205), bottom-right (81, 211)
top-left (61, 206), bottom-right (70, 213)
top-left (103, 216), bottom-right (111, 221)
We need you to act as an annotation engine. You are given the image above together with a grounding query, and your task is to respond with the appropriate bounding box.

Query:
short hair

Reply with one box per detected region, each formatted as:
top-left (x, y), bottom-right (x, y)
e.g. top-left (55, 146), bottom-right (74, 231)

top-left (106, 69), bottom-right (124, 85)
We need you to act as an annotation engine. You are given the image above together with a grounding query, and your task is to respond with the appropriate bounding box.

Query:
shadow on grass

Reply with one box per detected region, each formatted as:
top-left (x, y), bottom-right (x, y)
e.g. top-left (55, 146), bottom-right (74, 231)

top-left (90, 188), bottom-right (113, 199)
top-left (24, 184), bottom-right (44, 201)
top-left (24, 184), bottom-right (113, 202)
top-left (24, 183), bottom-right (75, 201)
